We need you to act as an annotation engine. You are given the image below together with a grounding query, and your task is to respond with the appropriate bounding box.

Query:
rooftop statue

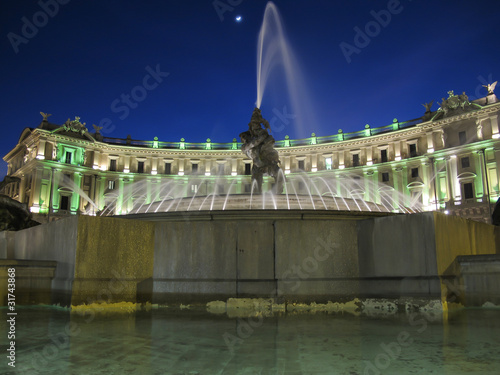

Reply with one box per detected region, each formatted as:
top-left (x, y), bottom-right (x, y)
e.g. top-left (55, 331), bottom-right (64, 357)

top-left (433, 90), bottom-right (481, 121)
top-left (483, 81), bottom-right (498, 95)
top-left (422, 101), bottom-right (434, 113)
top-left (239, 108), bottom-right (284, 194)
top-left (40, 112), bottom-right (52, 121)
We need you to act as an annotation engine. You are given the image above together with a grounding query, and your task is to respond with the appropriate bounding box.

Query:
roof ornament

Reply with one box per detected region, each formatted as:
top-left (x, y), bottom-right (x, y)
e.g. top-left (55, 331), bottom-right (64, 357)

top-left (40, 112), bottom-right (52, 121)
top-left (432, 90), bottom-right (481, 121)
top-left (483, 81), bottom-right (497, 95)
top-left (62, 116), bottom-right (88, 135)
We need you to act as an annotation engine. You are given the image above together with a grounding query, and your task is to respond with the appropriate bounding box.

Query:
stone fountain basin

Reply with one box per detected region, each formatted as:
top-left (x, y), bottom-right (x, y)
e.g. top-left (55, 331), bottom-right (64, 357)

top-left (130, 194), bottom-right (394, 214)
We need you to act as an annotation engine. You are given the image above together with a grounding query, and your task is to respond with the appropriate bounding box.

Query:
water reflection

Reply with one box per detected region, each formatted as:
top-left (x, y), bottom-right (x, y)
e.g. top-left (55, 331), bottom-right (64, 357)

top-left (2, 307), bottom-right (500, 374)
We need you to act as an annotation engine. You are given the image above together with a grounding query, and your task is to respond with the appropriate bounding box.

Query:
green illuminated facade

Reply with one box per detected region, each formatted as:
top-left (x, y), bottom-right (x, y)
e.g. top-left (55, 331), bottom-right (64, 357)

top-left (3, 90), bottom-right (500, 223)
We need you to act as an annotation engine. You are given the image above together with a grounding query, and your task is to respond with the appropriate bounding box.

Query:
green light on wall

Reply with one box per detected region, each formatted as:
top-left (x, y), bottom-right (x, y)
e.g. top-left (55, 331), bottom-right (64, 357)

top-left (153, 137), bottom-right (159, 148)
top-left (179, 138), bottom-right (185, 150)
top-left (57, 144), bottom-right (85, 166)
top-left (232, 138), bottom-right (238, 150)
top-left (310, 133), bottom-right (317, 145)
top-left (206, 138), bottom-right (212, 150)
top-left (284, 135), bottom-right (291, 147)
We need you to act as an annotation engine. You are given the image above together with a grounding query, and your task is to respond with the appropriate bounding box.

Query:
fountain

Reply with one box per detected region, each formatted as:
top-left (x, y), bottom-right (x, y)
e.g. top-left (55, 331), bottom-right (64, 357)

top-left (3, 2), bottom-right (498, 320)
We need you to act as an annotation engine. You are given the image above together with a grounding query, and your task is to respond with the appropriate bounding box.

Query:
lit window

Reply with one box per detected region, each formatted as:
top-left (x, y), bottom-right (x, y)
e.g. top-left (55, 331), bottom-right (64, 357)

top-left (108, 180), bottom-right (115, 190)
top-left (325, 157), bottom-right (332, 170)
top-left (191, 184), bottom-right (198, 193)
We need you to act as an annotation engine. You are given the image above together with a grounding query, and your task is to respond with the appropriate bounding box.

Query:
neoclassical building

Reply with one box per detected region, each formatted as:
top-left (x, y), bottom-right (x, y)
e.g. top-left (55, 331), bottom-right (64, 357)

top-left (2, 88), bottom-right (500, 223)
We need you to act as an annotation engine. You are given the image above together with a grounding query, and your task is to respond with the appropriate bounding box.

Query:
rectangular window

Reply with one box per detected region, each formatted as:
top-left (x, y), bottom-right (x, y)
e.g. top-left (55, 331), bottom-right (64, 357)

top-left (164, 162), bottom-right (171, 175)
top-left (409, 144), bottom-right (417, 158)
top-left (245, 163), bottom-right (251, 175)
top-left (459, 131), bottom-right (467, 145)
top-left (381, 149), bottom-right (388, 163)
top-left (382, 172), bottom-right (390, 182)
top-left (461, 157), bottom-right (470, 169)
top-left (463, 183), bottom-right (474, 199)
top-left (109, 159), bottom-right (117, 172)
top-left (65, 151), bottom-right (72, 164)
top-left (60, 195), bottom-right (69, 211)
top-left (411, 167), bottom-right (419, 178)
top-left (108, 180), bottom-right (115, 190)
top-left (192, 164), bottom-right (198, 173)
top-left (137, 161), bottom-right (144, 173)
top-left (352, 154), bottom-right (360, 167)
top-left (298, 160), bottom-right (305, 170)
top-left (191, 184), bottom-right (198, 193)
top-left (325, 157), bottom-right (332, 170)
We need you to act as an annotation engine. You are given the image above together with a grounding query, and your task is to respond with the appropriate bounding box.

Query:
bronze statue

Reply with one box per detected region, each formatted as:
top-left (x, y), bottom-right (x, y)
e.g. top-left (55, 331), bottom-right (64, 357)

top-left (239, 108), bottom-right (284, 194)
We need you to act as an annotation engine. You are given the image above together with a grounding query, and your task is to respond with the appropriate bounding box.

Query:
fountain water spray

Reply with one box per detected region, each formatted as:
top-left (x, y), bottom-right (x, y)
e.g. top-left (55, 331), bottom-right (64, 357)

top-left (255, 1), bottom-right (317, 138)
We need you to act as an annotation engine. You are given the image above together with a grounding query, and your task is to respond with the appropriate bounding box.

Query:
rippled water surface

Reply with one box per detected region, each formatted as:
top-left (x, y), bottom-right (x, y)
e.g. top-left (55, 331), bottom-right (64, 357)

top-left (2, 307), bottom-right (500, 374)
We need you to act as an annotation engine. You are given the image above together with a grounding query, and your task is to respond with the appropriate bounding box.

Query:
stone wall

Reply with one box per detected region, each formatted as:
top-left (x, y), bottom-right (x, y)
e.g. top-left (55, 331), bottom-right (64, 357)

top-left (0, 211), bottom-right (498, 307)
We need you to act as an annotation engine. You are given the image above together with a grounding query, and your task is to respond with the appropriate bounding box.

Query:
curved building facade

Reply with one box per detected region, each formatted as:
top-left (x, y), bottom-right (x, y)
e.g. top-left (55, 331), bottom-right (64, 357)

top-left (3, 89), bottom-right (500, 223)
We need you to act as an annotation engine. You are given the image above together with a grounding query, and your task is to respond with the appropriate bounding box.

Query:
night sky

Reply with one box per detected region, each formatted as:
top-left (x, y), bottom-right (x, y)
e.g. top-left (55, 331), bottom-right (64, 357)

top-left (2, 0), bottom-right (500, 178)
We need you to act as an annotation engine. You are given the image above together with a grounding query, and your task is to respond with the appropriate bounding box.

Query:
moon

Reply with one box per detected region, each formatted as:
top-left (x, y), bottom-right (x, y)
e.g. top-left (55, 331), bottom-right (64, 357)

top-left (235, 16), bottom-right (242, 22)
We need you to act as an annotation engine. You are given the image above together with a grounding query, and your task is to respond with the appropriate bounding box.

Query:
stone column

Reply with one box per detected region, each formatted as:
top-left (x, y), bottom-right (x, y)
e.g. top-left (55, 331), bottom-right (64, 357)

top-left (18, 174), bottom-right (26, 204)
top-left (473, 150), bottom-right (487, 201)
top-left (445, 157), bottom-right (455, 205)
top-left (37, 139), bottom-right (46, 160)
top-left (426, 132), bottom-right (434, 153)
top-left (475, 150), bottom-right (487, 201)
top-left (421, 159), bottom-right (433, 210)
top-left (391, 166), bottom-right (402, 211)
top-left (490, 114), bottom-right (499, 138)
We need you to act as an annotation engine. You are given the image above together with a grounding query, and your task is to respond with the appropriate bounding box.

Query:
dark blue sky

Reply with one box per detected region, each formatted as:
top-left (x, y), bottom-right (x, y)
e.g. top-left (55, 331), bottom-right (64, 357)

top-left (2, 0), bottom-right (500, 178)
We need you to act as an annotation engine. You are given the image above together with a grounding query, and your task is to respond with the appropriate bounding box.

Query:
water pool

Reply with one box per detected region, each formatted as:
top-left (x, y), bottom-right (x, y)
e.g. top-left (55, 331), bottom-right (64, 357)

top-left (2, 307), bottom-right (500, 374)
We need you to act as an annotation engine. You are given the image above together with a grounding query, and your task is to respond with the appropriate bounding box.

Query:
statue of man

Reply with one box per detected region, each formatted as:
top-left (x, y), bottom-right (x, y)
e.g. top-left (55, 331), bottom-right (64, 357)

top-left (239, 108), bottom-right (284, 194)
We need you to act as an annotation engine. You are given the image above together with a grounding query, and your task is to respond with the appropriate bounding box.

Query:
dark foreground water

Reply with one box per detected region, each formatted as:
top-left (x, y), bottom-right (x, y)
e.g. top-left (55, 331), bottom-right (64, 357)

top-left (1, 306), bottom-right (500, 375)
